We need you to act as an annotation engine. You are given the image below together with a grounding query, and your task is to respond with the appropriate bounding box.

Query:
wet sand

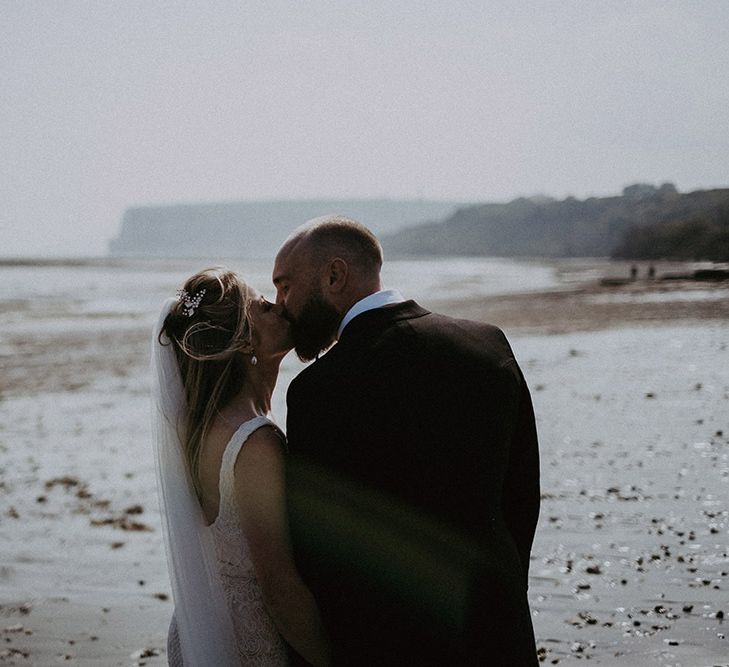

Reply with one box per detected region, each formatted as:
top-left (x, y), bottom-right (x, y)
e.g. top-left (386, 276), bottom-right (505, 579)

top-left (1, 266), bottom-right (728, 665)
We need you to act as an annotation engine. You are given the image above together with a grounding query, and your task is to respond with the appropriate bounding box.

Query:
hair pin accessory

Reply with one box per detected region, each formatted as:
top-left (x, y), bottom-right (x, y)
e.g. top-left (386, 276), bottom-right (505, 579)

top-left (176, 288), bottom-right (206, 317)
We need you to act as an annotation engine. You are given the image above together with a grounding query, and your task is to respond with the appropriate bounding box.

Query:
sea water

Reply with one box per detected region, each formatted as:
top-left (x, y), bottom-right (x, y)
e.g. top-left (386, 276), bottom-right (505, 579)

top-left (0, 255), bottom-right (566, 331)
top-left (0, 255), bottom-right (570, 418)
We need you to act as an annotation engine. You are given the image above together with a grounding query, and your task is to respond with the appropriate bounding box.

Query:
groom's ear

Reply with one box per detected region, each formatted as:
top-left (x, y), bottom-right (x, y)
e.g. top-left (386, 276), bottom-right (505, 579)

top-left (325, 257), bottom-right (348, 294)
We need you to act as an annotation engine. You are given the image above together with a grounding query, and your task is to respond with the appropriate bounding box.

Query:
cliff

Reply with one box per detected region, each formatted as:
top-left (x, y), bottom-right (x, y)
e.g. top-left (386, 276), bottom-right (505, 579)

top-left (613, 199), bottom-right (729, 262)
top-left (381, 184), bottom-right (729, 259)
top-left (109, 199), bottom-right (463, 258)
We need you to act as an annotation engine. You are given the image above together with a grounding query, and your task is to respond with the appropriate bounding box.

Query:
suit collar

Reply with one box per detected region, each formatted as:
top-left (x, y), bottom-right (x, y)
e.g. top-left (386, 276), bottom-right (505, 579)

top-left (337, 300), bottom-right (429, 342)
top-left (337, 289), bottom-right (405, 339)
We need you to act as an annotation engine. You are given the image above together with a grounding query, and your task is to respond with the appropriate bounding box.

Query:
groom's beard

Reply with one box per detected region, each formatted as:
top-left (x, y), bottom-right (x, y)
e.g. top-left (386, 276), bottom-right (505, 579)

top-left (290, 292), bottom-right (341, 362)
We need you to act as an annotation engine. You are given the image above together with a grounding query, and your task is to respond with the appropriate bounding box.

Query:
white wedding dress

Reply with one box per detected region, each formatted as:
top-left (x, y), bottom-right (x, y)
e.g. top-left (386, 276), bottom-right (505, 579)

top-left (167, 416), bottom-right (289, 666)
top-left (153, 298), bottom-right (291, 665)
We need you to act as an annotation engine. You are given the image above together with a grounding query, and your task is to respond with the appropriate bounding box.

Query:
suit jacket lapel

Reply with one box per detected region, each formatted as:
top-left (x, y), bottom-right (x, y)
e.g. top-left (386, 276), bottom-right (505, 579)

top-left (337, 300), bottom-right (430, 345)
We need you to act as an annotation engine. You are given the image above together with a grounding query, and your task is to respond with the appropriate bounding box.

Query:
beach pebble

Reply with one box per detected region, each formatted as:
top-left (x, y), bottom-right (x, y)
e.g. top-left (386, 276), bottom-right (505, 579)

top-left (0, 648), bottom-right (30, 659)
top-left (2, 624), bottom-right (24, 633)
top-left (125, 504), bottom-right (144, 515)
top-left (44, 476), bottom-right (81, 490)
top-left (130, 647), bottom-right (161, 658)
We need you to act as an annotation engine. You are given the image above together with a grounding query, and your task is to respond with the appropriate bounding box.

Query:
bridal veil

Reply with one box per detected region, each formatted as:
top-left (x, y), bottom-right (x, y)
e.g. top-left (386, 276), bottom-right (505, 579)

top-left (151, 298), bottom-right (239, 664)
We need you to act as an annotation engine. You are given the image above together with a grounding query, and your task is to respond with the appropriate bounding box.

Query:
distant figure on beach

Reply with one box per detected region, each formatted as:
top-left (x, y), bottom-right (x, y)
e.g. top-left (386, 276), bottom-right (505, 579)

top-left (630, 264), bottom-right (638, 280)
top-left (274, 216), bottom-right (541, 665)
top-left (648, 264), bottom-right (656, 279)
top-left (151, 269), bottom-right (330, 665)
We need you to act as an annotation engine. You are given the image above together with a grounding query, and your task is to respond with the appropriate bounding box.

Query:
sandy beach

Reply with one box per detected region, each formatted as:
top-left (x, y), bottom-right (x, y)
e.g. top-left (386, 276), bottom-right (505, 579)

top-left (1, 259), bottom-right (727, 665)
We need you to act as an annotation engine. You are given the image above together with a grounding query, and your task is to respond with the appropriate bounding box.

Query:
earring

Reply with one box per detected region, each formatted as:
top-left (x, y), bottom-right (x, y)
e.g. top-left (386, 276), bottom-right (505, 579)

top-left (250, 354), bottom-right (258, 366)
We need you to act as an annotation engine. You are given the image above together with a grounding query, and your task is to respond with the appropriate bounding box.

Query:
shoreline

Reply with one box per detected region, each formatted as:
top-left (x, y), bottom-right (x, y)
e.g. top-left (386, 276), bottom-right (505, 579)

top-left (1, 266), bottom-right (727, 664)
top-left (431, 276), bottom-right (729, 335)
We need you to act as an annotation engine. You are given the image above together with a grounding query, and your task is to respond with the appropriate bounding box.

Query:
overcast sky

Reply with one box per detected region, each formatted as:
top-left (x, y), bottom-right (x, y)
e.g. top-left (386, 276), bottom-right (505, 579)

top-left (2, 1), bottom-right (728, 256)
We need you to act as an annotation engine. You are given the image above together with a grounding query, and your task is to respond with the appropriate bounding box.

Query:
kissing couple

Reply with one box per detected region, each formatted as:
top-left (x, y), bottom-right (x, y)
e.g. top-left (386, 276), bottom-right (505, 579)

top-left (151, 215), bottom-right (541, 666)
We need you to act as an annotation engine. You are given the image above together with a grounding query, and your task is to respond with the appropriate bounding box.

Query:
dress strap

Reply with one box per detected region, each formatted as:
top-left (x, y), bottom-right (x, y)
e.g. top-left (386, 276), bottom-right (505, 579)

top-left (217, 416), bottom-right (282, 513)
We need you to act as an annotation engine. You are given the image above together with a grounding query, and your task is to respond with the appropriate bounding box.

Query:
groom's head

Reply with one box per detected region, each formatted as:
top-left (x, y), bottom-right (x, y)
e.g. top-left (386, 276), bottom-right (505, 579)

top-left (273, 215), bottom-right (383, 361)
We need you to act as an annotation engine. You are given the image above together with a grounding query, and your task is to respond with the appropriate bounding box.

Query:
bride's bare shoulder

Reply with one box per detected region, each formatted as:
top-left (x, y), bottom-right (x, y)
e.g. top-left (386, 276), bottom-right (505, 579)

top-left (234, 423), bottom-right (286, 467)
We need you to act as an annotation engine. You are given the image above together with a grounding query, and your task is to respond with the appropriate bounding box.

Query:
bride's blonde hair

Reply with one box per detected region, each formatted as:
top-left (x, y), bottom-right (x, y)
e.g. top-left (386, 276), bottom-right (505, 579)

top-left (160, 268), bottom-right (254, 499)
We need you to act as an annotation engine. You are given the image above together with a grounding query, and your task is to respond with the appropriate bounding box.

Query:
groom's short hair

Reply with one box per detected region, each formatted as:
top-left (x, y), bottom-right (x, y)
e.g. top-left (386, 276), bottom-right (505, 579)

top-left (303, 215), bottom-right (383, 274)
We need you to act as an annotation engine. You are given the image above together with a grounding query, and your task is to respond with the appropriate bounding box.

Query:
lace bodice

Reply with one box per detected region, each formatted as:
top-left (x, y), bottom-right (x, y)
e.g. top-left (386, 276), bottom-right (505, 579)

top-left (204, 416), bottom-right (289, 665)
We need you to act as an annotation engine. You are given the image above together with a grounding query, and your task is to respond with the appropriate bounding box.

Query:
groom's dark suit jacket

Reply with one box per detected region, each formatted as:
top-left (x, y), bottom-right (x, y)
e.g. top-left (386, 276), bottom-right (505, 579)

top-left (285, 301), bottom-right (540, 666)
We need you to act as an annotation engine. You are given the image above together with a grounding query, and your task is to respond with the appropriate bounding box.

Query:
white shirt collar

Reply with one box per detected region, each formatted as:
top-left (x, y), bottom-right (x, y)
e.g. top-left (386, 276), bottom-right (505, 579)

top-left (337, 289), bottom-right (405, 339)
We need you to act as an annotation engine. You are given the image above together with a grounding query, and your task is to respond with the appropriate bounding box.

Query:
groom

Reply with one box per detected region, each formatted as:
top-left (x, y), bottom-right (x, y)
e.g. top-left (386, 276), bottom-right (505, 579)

top-left (273, 215), bottom-right (540, 666)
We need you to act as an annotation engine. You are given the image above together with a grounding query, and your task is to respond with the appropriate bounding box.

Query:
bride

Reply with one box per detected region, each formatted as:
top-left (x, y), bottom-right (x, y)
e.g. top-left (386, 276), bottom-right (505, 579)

top-left (151, 268), bottom-right (330, 666)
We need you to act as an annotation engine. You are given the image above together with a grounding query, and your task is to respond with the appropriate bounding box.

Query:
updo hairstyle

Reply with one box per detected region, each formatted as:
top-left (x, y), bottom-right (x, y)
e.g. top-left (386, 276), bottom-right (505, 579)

top-left (163, 268), bottom-right (254, 361)
top-left (160, 268), bottom-right (255, 499)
